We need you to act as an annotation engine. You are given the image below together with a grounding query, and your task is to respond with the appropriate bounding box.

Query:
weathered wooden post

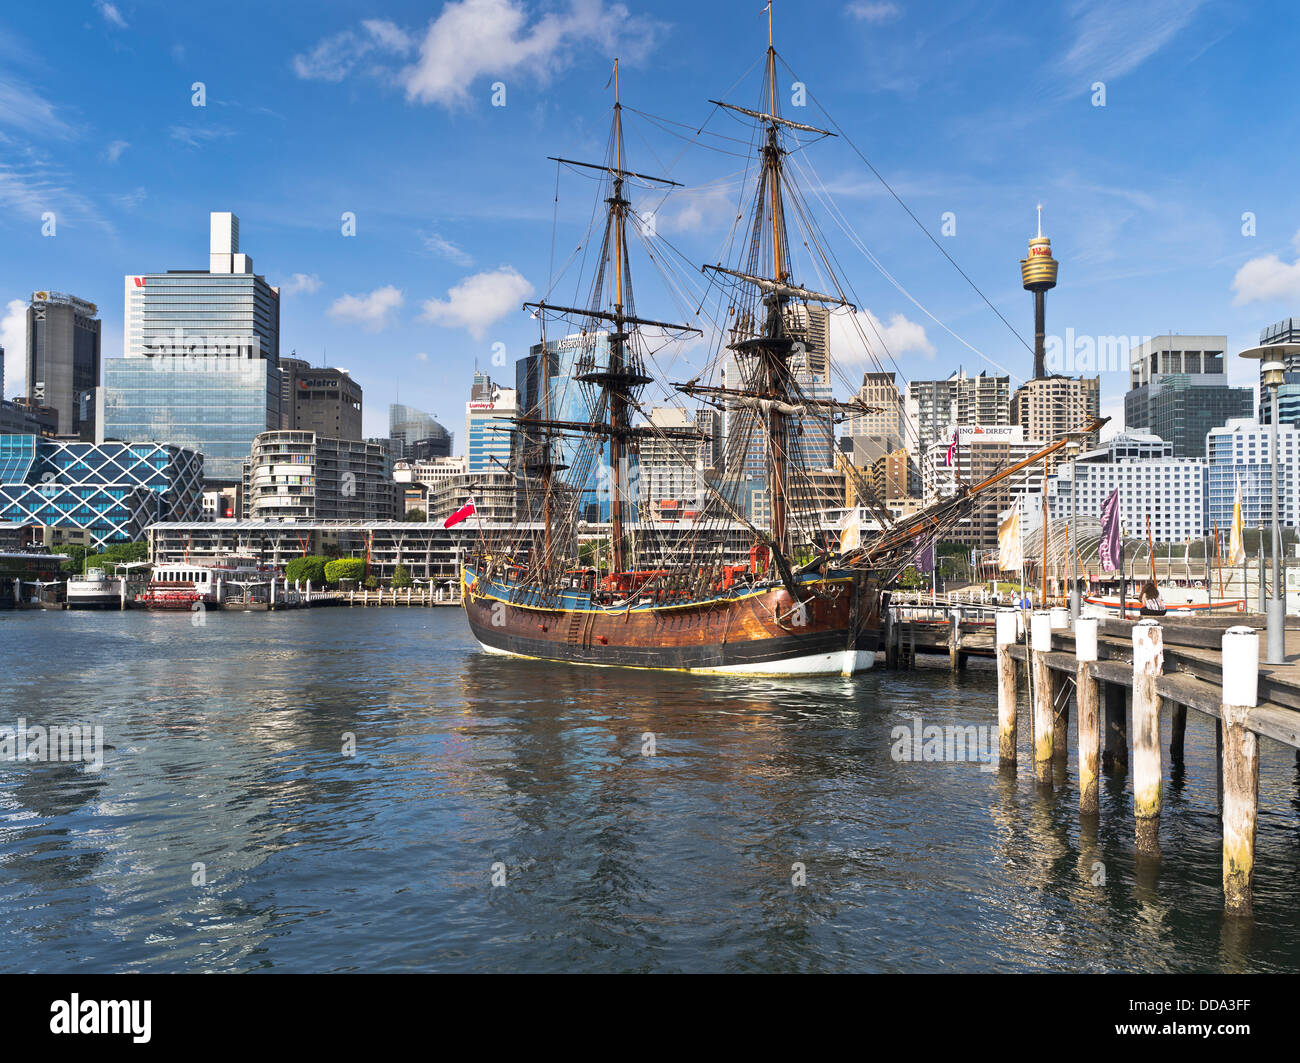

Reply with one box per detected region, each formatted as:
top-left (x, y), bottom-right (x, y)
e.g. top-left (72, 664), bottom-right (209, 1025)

top-left (1132, 618), bottom-right (1163, 853)
top-left (1221, 626), bottom-right (1260, 914)
top-left (1102, 684), bottom-right (1127, 774)
top-left (1169, 701), bottom-right (1187, 770)
top-left (1030, 611), bottom-right (1054, 786)
top-left (949, 606), bottom-right (962, 672)
top-left (995, 608), bottom-right (1018, 767)
top-left (1076, 615), bottom-right (1101, 814)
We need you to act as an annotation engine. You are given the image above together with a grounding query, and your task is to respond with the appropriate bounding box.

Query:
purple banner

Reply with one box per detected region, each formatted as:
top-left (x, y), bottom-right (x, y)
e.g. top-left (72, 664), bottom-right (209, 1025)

top-left (915, 536), bottom-right (935, 573)
top-left (1099, 487), bottom-right (1122, 572)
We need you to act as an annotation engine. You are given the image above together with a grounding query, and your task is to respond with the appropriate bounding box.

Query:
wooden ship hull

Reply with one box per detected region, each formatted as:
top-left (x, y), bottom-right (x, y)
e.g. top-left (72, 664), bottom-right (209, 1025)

top-left (462, 566), bottom-right (884, 676)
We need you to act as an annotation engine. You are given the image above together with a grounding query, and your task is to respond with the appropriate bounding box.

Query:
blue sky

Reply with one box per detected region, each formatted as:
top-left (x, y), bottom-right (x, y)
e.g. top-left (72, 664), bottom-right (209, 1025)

top-left (2, 0), bottom-right (1299, 443)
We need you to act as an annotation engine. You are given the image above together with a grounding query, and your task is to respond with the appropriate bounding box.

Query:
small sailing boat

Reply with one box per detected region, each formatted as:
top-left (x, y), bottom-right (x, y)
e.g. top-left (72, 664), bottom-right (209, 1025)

top-left (461, 14), bottom-right (1100, 676)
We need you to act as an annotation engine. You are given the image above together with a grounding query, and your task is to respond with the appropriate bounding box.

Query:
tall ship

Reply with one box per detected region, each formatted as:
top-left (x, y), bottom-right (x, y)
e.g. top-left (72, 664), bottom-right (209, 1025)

top-left (461, 17), bottom-right (1098, 675)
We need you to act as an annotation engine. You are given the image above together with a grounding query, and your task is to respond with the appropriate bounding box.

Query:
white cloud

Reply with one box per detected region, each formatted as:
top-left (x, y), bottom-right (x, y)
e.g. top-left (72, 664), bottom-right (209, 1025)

top-left (328, 285), bottom-right (405, 331)
top-left (0, 76), bottom-right (71, 137)
top-left (415, 351), bottom-right (429, 362)
top-left (95, 1), bottom-right (128, 29)
top-left (169, 125), bottom-right (236, 148)
top-left (296, 1), bottom-right (662, 108)
top-left (1060, 0), bottom-right (1206, 84)
top-left (830, 307), bottom-right (935, 362)
top-left (281, 272), bottom-right (323, 295)
top-left (402, 0), bottom-right (661, 107)
top-left (2, 299), bottom-right (27, 399)
top-left (292, 19), bottom-right (414, 82)
top-left (423, 232), bottom-right (473, 266)
top-left (1232, 232), bottom-right (1300, 306)
top-left (103, 139), bottom-right (129, 163)
top-left (420, 267), bottom-right (532, 339)
top-left (847, 2), bottom-right (901, 24)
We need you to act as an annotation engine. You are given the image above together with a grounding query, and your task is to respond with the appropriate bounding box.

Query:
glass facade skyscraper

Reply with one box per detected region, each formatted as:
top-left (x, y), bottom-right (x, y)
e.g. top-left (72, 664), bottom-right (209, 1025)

top-left (102, 357), bottom-right (279, 482)
top-left (101, 213), bottom-right (281, 483)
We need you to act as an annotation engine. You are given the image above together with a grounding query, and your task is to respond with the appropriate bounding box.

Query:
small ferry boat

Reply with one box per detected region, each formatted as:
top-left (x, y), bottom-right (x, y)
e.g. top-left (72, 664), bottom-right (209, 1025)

top-left (139, 561), bottom-right (268, 610)
top-left (66, 564), bottom-right (151, 610)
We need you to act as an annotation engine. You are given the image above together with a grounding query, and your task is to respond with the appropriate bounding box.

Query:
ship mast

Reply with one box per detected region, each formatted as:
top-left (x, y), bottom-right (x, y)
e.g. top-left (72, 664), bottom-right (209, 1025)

top-left (522, 62), bottom-right (701, 583)
top-left (698, 5), bottom-right (846, 566)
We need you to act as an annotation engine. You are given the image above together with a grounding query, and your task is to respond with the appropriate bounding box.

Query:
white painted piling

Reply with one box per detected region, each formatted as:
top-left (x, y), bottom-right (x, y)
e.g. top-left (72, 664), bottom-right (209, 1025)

top-left (995, 608), bottom-right (1018, 765)
top-left (1132, 619), bottom-right (1164, 852)
top-left (1075, 616), bottom-right (1100, 815)
top-left (1221, 626), bottom-right (1260, 914)
top-left (1031, 611), bottom-right (1054, 786)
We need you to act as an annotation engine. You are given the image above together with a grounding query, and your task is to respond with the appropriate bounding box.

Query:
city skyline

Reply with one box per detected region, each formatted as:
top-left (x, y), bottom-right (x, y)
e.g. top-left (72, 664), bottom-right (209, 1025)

top-left (2, 1), bottom-right (1299, 441)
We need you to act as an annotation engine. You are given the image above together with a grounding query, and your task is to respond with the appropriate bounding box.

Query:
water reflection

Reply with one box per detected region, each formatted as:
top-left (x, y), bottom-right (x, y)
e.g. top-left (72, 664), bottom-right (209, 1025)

top-left (0, 609), bottom-right (1298, 972)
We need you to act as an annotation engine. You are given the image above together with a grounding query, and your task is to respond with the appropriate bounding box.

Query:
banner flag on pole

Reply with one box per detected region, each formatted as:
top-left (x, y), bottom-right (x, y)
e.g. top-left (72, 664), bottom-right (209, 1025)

top-left (1099, 487), bottom-right (1122, 572)
top-left (997, 510), bottom-right (1022, 571)
top-left (1228, 479), bottom-right (1246, 566)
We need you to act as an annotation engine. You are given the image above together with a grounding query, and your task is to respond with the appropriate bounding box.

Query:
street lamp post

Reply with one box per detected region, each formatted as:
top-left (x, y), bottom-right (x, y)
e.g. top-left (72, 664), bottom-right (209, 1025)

top-left (1238, 343), bottom-right (1299, 665)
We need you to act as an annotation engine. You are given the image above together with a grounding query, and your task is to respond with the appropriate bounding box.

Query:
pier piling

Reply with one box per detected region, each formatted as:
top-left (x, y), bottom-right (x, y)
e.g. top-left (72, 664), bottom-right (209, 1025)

top-left (1075, 616), bottom-right (1100, 815)
top-left (1221, 626), bottom-right (1260, 914)
top-left (995, 609), bottom-right (1018, 767)
top-left (1103, 682), bottom-right (1128, 775)
top-left (1030, 611), bottom-right (1054, 787)
top-left (1132, 619), bottom-right (1164, 853)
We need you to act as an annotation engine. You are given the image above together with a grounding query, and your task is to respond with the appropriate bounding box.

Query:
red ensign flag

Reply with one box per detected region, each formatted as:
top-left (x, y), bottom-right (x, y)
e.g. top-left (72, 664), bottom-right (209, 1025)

top-left (443, 497), bottom-right (476, 529)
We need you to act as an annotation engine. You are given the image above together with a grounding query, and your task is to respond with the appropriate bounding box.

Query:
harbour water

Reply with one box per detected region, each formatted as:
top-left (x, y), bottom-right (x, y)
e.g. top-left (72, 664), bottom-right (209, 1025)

top-left (2, 608), bottom-right (1299, 973)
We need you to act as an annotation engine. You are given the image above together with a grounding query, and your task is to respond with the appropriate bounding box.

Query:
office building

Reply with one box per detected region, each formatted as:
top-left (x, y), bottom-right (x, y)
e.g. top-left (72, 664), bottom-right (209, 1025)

top-left (24, 291), bottom-right (101, 439)
top-left (922, 425), bottom-right (1042, 549)
top-left (102, 212), bottom-right (281, 482)
top-left (465, 370), bottom-right (518, 474)
top-left (515, 332), bottom-right (613, 522)
top-left (283, 365), bottom-right (363, 440)
top-left (278, 356), bottom-right (311, 429)
top-left (0, 435), bottom-right (203, 548)
top-left (638, 407), bottom-right (704, 521)
top-left (242, 431), bottom-right (394, 521)
top-left (1257, 317), bottom-right (1300, 428)
top-left (389, 403), bottom-right (452, 460)
top-left (1124, 335), bottom-right (1252, 458)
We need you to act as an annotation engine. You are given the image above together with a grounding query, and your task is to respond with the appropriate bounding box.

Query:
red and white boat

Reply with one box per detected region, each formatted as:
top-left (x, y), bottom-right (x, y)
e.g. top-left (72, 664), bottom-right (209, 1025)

top-left (139, 561), bottom-right (271, 610)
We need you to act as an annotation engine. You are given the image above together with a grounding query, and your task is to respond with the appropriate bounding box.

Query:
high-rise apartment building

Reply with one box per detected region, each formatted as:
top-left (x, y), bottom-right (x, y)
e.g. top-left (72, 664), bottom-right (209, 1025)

top-left (242, 431), bottom-right (394, 521)
top-left (1010, 374), bottom-right (1100, 472)
top-left (1124, 335), bottom-right (1252, 457)
top-left (846, 371), bottom-right (904, 444)
top-left (1207, 418), bottom-right (1300, 531)
top-left (906, 371), bottom-right (1010, 455)
top-left (102, 212), bottom-right (281, 482)
top-left (25, 291), bottom-right (101, 438)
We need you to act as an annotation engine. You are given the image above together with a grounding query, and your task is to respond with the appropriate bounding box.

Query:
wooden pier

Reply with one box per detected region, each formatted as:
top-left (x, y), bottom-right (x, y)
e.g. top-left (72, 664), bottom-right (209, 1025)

top-left (882, 600), bottom-right (1300, 914)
